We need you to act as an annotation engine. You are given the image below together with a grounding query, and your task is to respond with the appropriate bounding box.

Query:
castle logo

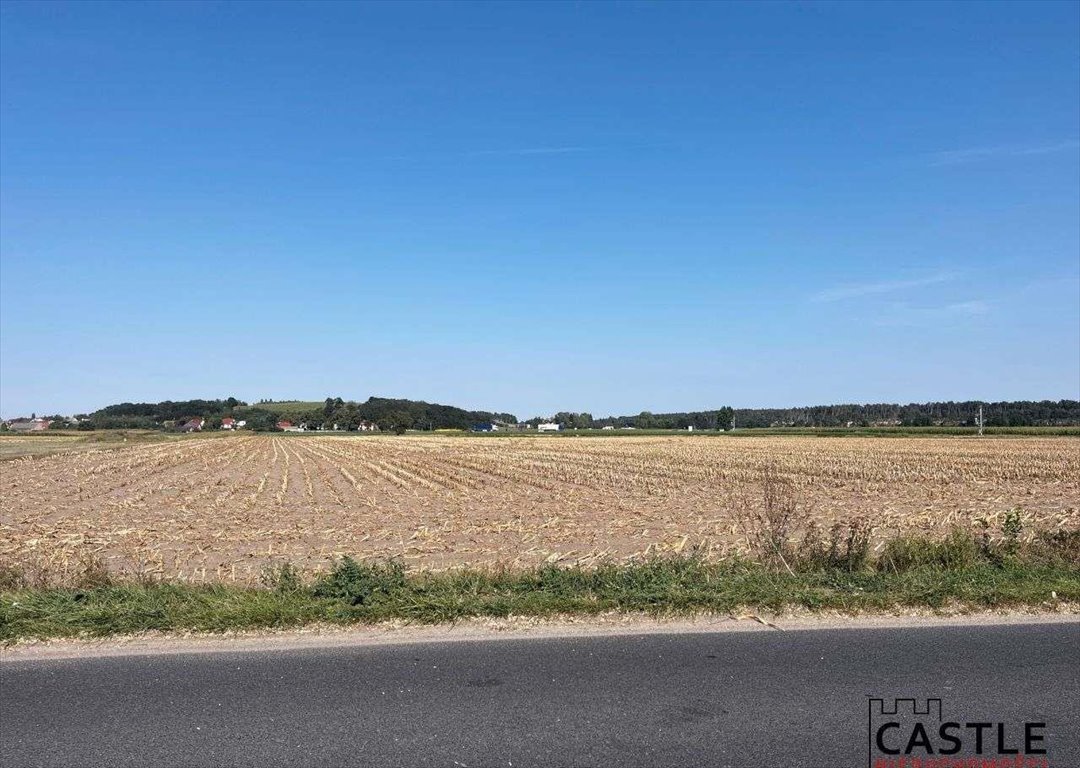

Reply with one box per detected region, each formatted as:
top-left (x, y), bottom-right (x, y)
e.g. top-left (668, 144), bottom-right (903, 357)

top-left (867, 698), bottom-right (1050, 768)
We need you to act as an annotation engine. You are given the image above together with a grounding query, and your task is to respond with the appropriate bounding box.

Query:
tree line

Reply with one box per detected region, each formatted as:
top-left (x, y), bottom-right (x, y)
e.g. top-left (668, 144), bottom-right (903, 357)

top-left (77, 396), bottom-right (517, 432)
top-left (65, 397), bottom-right (1080, 432)
top-left (525, 407), bottom-right (736, 430)
top-left (251, 397), bottom-right (518, 433)
top-left (74, 398), bottom-right (245, 430)
top-left (567, 400), bottom-right (1079, 429)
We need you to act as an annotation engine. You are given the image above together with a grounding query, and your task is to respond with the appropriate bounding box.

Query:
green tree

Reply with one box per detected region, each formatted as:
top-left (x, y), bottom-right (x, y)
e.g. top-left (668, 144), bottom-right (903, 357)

top-left (902, 412), bottom-right (932, 427)
top-left (379, 410), bottom-right (413, 435)
top-left (716, 406), bottom-right (734, 431)
top-left (244, 410), bottom-right (279, 432)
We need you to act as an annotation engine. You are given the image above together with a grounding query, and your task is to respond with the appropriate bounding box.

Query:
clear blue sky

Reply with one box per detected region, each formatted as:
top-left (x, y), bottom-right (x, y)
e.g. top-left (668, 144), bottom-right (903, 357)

top-left (2, 1), bottom-right (1078, 419)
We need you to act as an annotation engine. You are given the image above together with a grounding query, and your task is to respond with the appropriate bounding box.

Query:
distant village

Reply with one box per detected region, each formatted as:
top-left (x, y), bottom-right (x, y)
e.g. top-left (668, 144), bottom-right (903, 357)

top-left (134, 417), bottom-right (385, 433)
top-left (0, 414), bottom-right (387, 434)
top-left (1, 417), bottom-right (62, 432)
top-left (471, 421), bottom-right (642, 432)
top-left (0, 415), bottom-right (644, 434)
top-left (175, 418), bottom-right (575, 433)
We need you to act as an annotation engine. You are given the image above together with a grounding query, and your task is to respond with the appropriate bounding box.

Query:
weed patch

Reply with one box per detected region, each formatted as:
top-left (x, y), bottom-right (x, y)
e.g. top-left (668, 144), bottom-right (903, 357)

top-left (2, 528), bottom-right (1076, 643)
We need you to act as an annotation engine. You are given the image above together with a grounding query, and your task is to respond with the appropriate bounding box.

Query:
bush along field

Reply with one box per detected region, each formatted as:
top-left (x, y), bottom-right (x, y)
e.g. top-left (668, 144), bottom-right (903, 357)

top-left (2, 505), bottom-right (1077, 643)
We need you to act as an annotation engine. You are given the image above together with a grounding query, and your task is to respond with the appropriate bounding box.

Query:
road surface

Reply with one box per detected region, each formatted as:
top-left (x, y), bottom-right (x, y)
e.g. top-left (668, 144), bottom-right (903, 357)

top-left (2, 621), bottom-right (1078, 767)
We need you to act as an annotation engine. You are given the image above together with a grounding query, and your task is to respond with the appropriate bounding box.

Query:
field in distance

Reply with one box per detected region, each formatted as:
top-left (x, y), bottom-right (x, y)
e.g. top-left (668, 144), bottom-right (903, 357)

top-left (0, 430), bottom-right (216, 461)
top-left (1, 433), bottom-right (1077, 583)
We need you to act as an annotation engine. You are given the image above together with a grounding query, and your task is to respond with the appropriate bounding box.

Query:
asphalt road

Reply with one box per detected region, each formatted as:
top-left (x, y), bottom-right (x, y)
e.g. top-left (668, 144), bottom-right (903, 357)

top-left (2, 622), bottom-right (1077, 768)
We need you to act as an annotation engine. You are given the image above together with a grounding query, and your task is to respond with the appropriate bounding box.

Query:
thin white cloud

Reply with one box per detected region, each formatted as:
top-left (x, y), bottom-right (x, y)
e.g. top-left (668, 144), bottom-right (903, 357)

top-left (929, 140), bottom-right (1080, 166)
top-left (810, 273), bottom-right (956, 303)
top-left (941, 300), bottom-right (989, 315)
top-left (875, 300), bottom-right (990, 327)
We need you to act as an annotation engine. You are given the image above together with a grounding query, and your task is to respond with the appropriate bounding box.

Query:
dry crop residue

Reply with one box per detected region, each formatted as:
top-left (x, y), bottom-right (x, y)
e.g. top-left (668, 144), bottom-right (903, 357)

top-left (2, 435), bottom-right (1077, 582)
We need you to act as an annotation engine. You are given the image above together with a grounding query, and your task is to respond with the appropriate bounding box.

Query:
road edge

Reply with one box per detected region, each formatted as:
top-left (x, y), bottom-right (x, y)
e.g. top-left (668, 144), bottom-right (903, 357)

top-left (3, 608), bottom-right (1077, 662)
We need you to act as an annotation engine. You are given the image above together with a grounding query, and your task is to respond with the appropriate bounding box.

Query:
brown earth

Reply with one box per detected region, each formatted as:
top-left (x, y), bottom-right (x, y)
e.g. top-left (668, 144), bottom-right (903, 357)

top-left (1, 434), bottom-right (1077, 583)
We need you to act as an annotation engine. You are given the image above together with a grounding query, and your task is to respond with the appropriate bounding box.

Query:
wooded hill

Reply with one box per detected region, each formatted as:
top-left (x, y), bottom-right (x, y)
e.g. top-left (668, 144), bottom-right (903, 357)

top-left (79, 397), bottom-right (516, 432)
top-left (239, 397), bottom-right (517, 432)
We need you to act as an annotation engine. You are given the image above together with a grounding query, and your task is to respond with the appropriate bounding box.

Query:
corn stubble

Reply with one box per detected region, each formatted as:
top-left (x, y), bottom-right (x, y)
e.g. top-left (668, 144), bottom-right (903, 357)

top-left (1, 434), bottom-right (1076, 584)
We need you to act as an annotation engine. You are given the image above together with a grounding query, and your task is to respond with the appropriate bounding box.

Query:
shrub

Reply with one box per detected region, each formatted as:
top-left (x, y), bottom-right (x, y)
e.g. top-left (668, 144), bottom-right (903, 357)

top-left (877, 529), bottom-right (981, 572)
top-left (1028, 529), bottom-right (1080, 567)
top-left (261, 563), bottom-right (304, 594)
top-left (75, 553), bottom-right (113, 588)
top-left (737, 466), bottom-right (813, 573)
top-left (799, 516), bottom-right (873, 572)
top-left (311, 557), bottom-right (407, 605)
top-left (1002, 508), bottom-right (1024, 555)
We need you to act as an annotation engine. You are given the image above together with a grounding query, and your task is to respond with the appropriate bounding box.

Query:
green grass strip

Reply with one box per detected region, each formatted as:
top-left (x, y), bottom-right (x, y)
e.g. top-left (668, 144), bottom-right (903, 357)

top-left (3, 558), bottom-right (1077, 643)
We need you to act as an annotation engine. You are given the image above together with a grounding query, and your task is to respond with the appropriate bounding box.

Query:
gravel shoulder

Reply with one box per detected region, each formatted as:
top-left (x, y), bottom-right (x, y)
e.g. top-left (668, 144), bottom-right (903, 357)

top-left (4, 607), bottom-right (1076, 662)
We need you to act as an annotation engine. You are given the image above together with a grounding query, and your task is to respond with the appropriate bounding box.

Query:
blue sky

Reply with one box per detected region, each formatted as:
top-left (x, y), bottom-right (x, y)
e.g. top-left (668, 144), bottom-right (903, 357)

top-left (1, 1), bottom-right (1078, 418)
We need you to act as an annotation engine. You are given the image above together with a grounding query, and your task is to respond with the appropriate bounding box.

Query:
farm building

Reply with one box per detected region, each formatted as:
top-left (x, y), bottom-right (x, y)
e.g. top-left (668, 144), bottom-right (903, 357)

top-left (220, 417), bottom-right (236, 430)
top-left (356, 421), bottom-right (379, 431)
top-left (179, 418), bottom-right (205, 433)
top-left (5, 418), bottom-right (52, 432)
top-left (471, 423), bottom-right (499, 432)
top-left (537, 423), bottom-right (560, 432)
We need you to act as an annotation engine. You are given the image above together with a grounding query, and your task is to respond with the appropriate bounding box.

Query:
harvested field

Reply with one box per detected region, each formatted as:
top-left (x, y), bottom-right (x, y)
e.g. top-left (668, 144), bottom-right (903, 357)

top-left (0, 431), bottom-right (207, 461)
top-left (0, 434), bottom-right (87, 461)
top-left (1, 434), bottom-right (1077, 583)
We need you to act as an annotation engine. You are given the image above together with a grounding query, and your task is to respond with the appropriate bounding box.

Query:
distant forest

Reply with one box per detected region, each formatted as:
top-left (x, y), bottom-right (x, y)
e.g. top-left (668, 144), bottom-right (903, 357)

top-left (78, 397), bottom-right (517, 432)
top-left (58, 397), bottom-right (1080, 431)
top-left (586, 400), bottom-right (1080, 430)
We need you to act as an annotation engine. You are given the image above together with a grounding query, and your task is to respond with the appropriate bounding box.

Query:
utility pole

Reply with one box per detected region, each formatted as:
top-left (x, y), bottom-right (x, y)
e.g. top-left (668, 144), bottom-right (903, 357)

top-left (976, 404), bottom-right (984, 437)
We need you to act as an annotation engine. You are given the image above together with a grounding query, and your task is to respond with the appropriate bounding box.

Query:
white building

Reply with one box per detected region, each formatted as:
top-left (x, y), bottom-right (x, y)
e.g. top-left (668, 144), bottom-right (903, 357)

top-left (537, 423), bottom-right (560, 432)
